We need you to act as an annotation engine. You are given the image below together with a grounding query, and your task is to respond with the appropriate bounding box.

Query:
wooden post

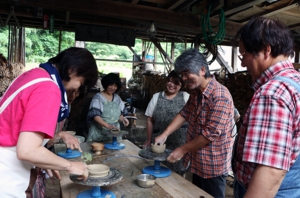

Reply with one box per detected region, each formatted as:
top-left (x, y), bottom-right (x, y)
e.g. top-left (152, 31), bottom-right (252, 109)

top-left (59, 26), bottom-right (62, 53)
top-left (171, 41), bottom-right (175, 70)
top-left (231, 47), bottom-right (238, 72)
top-left (154, 46), bottom-right (157, 71)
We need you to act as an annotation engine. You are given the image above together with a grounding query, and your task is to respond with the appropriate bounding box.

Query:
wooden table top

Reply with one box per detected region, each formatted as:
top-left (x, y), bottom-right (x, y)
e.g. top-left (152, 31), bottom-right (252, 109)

top-left (55, 139), bottom-right (213, 198)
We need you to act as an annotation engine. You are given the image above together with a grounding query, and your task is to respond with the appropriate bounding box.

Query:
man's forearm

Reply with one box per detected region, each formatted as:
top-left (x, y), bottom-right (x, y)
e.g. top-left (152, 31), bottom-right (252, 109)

top-left (164, 114), bottom-right (186, 136)
top-left (180, 134), bottom-right (210, 153)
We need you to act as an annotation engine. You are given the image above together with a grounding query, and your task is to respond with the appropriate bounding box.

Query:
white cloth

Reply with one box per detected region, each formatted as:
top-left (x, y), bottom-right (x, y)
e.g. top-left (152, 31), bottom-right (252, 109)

top-left (145, 91), bottom-right (189, 117)
top-left (0, 146), bottom-right (33, 198)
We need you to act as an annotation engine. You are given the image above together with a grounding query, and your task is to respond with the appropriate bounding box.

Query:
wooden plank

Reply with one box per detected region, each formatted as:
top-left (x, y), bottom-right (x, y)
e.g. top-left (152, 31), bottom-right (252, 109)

top-left (119, 140), bottom-right (213, 198)
top-left (57, 140), bottom-right (213, 198)
top-left (222, 0), bottom-right (266, 17)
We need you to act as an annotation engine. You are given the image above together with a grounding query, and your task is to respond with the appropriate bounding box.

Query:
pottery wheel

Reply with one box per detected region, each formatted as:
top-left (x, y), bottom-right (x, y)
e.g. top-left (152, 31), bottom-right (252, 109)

top-left (70, 168), bottom-right (122, 186)
top-left (102, 130), bottom-right (128, 138)
top-left (139, 148), bottom-right (172, 161)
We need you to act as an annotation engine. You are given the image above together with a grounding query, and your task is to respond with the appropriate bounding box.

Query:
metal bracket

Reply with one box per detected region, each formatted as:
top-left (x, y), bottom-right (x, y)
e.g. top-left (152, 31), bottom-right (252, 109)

top-left (5, 6), bottom-right (20, 28)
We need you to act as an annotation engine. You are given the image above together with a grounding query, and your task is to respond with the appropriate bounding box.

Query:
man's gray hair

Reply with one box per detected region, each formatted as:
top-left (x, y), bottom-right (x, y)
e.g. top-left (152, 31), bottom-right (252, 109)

top-left (174, 48), bottom-right (210, 78)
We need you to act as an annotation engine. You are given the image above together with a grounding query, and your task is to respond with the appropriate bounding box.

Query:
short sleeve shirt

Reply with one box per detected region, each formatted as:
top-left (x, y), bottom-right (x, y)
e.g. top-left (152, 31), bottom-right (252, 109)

top-left (145, 91), bottom-right (190, 117)
top-left (233, 60), bottom-right (300, 187)
top-left (0, 68), bottom-right (61, 146)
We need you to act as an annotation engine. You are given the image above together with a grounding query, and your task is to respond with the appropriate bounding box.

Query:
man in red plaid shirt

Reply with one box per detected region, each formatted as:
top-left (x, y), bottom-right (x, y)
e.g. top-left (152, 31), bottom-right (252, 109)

top-left (155, 48), bottom-right (235, 198)
top-left (232, 17), bottom-right (300, 197)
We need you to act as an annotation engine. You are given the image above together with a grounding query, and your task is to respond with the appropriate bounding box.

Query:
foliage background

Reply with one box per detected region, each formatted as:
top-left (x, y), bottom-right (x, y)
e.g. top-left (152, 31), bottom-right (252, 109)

top-left (0, 27), bottom-right (187, 79)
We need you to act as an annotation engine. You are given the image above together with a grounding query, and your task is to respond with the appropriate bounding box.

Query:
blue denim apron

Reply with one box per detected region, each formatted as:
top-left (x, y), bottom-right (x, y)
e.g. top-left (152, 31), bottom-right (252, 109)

top-left (276, 156), bottom-right (300, 197)
top-left (234, 156), bottom-right (300, 198)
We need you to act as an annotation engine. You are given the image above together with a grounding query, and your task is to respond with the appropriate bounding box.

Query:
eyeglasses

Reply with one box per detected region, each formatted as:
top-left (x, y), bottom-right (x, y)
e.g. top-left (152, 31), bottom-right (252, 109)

top-left (238, 52), bottom-right (246, 61)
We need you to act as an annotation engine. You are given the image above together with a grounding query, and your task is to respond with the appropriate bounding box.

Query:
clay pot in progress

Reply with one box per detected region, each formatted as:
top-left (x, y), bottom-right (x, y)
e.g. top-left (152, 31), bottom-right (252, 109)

top-left (88, 164), bottom-right (109, 177)
top-left (91, 142), bottom-right (104, 155)
top-left (110, 129), bottom-right (120, 134)
top-left (151, 143), bottom-right (166, 154)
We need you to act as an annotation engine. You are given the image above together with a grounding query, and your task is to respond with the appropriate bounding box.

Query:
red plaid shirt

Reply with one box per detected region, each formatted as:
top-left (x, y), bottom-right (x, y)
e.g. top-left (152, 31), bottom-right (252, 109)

top-left (180, 77), bottom-right (234, 178)
top-left (233, 60), bottom-right (300, 188)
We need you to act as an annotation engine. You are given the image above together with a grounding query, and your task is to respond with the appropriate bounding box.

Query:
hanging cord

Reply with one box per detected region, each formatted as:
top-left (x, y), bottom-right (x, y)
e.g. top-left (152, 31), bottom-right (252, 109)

top-left (192, 34), bottom-right (218, 65)
top-left (201, 5), bottom-right (226, 45)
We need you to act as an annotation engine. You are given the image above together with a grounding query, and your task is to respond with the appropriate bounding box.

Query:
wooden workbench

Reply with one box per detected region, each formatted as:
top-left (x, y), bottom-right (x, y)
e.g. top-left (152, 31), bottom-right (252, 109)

top-left (56, 140), bottom-right (213, 198)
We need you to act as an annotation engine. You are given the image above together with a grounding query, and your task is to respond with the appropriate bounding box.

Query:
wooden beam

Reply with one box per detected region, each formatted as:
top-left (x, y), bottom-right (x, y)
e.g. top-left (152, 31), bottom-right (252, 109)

top-left (167, 0), bottom-right (186, 10)
top-left (131, 0), bottom-right (140, 4)
top-left (289, 23), bottom-right (300, 31)
top-left (128, 46), bottom-right (142, 61)
top-left (140, 0), bottom-right (170, 4)
top-left (282, 10), bottom-right (300, 18)
top-left (0, 0), bottom-right (242, 38)
top-left (236, 2), bottom-right (298, 24)
top-left (2, 0), bottom-right (198, 28)
top-left (261, 3), bottom-right (298, 18)
top-left (221, 0), bottom-right (265, 17)
top-left (216, 51), bottom-right (233, 73)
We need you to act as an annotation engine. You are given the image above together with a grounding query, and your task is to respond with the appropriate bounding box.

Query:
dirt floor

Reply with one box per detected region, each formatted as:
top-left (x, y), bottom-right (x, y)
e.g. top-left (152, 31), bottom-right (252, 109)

top-left (45, 109), bottom-right (235, 198)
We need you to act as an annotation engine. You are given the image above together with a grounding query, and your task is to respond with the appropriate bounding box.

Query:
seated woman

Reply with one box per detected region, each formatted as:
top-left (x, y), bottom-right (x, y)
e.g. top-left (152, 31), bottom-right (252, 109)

top-left (143, 70), bottom-right (190, 175)
top-left (87, 73), bottom-right (129, 142)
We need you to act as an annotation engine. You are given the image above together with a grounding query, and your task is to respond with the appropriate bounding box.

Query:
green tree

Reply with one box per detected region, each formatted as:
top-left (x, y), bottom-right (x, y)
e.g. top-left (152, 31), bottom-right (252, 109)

top-left (0, 27), bottom-right (8, 57)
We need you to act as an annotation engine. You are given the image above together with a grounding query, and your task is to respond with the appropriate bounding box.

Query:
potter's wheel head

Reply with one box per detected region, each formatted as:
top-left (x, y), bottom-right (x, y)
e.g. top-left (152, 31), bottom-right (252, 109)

top-left (70, 167), bottom-right (122, 187)
top-left (138, 148), bottom-right (172, 161)
top-left (102, 130), bottom-right (128, 137)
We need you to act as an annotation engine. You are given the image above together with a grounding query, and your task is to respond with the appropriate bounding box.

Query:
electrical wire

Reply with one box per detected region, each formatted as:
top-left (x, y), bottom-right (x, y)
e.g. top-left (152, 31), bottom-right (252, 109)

top-left (192, 34), bottom-right (218, 65)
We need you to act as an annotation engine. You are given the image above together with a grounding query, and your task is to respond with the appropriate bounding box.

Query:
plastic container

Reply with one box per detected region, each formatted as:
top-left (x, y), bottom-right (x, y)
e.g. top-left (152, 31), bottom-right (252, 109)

top-left (144, 55), bottom-right (154, 71)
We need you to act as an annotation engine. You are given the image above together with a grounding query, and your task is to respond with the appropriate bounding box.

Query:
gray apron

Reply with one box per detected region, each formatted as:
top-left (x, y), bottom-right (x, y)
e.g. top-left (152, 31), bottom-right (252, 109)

top-left (152, 91), bottom-right (188, 174)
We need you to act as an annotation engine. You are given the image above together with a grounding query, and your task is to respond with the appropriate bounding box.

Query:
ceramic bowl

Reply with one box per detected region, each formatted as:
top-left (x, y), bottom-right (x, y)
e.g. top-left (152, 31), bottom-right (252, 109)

top-left (151, 143), bottom-right (166, 154)
top-left (91, 142), bottom-right (104, 151)
top-left (66, 131), bottom-right (76, 136)
top-left (87, 164), bottom-right (109, 177)
top-left (136, 174), bottom-right (156, 188)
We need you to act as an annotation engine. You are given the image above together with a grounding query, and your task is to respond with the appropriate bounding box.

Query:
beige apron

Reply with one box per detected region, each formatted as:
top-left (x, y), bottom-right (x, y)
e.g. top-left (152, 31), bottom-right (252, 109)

top-left (0, 147), bottom-right (33, 198)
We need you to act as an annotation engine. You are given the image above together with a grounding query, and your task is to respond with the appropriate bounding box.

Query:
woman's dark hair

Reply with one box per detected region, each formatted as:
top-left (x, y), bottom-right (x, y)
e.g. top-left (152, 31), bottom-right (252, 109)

top-left (235, 17), bottom-right (294, 58)
top-left (167, 70), bottom-right (183, 86)
top-left (48, 47), bottom-right (99, 89)
top-left (101, 73), bottom-right (122, 93)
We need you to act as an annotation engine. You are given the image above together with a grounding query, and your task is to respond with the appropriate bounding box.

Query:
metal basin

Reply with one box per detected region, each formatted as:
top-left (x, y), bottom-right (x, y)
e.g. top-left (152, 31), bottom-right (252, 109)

top-left (136, 174), bottom-right (156, 188)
